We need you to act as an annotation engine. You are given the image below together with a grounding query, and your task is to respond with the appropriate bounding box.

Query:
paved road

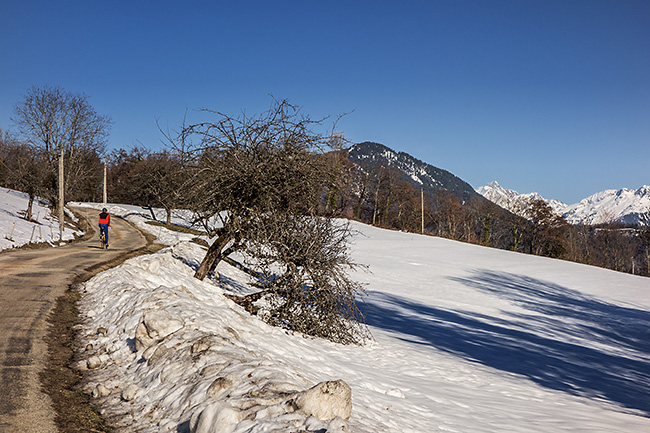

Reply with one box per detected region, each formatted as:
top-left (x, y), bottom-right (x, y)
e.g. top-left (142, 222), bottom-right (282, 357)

top-left (0, 207), bottom-right (148, 433)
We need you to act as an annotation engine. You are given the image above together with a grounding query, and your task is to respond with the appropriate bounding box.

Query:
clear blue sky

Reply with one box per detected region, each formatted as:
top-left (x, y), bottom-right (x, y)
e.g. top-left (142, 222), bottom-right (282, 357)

top-left (1, 0), bottom-right (648, 204)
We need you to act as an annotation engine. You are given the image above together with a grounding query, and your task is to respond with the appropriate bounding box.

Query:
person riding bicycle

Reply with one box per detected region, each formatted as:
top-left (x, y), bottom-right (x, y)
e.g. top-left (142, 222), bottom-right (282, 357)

top-left (99, 208), bottom-right (110, 248)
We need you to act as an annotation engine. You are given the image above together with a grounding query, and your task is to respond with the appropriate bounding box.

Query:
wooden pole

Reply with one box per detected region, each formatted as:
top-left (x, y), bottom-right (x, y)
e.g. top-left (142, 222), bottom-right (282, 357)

top-left (421, 188), bottom-right (424, 234)
top-left (103, 158), bottom-right (107, 205)
top-left (58, 145), bottom-right (64, 242)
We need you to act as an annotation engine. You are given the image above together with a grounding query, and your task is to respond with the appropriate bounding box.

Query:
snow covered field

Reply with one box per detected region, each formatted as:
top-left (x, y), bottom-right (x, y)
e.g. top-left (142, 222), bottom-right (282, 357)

top-left (0, 187), bottom-right (82, 250)
top-left (65, 202), bottom-right (650, 432)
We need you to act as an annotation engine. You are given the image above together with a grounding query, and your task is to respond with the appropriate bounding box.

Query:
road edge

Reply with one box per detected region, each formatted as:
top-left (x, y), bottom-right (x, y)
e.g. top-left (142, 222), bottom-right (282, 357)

top-left (40, 209), bottom-right (165, 432)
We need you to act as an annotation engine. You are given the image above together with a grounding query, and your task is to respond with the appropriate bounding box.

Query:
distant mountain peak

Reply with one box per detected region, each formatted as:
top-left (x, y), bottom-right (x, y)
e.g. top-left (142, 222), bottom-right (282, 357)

top-left (476, 182), bottom-right (565, 218)
top-left (477, 182), bottom-right (650, 226)
top-left (563, 185), bottom-right (650, 226)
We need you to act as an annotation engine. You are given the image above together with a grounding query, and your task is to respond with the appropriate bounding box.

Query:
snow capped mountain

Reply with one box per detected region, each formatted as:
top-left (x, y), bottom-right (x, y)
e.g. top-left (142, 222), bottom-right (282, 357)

top-left (563, 185), bottom-right (650, 226)
top-left (476, 181), bottom-right (567, 217)
top-left (477, 182), bottom-right (650, 226)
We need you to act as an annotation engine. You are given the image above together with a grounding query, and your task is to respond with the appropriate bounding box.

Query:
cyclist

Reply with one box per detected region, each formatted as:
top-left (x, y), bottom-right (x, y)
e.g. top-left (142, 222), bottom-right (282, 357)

top-left (99, 208), bottom-right (110, 248)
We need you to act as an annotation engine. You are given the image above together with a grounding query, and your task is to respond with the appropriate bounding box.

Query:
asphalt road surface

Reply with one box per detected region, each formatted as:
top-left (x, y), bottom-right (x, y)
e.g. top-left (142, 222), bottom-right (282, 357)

top-left (0, 207), bottom-right (148, 432)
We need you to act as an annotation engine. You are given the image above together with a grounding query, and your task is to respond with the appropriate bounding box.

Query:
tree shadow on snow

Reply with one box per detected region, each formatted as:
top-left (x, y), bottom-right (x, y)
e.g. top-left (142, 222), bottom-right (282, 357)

top-left (361, 270), bottom-right (650, 417)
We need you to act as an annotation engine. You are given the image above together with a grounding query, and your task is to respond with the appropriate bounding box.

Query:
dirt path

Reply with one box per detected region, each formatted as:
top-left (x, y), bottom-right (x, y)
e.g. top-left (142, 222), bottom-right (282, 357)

top-left (0, 207), bottom-right (157, 433)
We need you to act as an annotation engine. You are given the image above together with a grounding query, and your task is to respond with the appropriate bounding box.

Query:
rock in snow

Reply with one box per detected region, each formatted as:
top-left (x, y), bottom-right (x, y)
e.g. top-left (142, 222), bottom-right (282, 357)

top-left (189, 380), bottom-right (352, 433)
top-left (134, 309), bottom-right (184, 352)
top-left (190, 402), bottom-right (245, 433)
top-left (86, 356), bottom-right (103, 370)
top-left (93, 384), bottom-right (111, 398)
top-left (121, 384), bottom-right (139, 401)
top-left (86, 354), bottom-right (110, 370)
top-left (295, 380), bottom-right (352, 421)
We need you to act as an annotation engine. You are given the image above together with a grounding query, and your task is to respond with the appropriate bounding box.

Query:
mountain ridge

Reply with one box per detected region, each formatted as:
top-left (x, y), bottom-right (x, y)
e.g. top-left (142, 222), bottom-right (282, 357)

top-left (345, 142), bottom-right (649, 227)
top-left (347, 142), bottom-right (483, 203)
top-left (477, 181), bottom-right (650, 226)
top-left (476, 181), bottom-right (567, 216)
top-left (563, 185), bottom-right (650, 226)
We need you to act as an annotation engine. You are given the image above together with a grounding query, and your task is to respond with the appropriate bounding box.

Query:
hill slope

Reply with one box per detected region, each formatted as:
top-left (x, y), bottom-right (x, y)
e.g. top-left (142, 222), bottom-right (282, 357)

top-left (0, 187), bottom-right (82, 250)
top-left (74, 203), bottom-right (650, 432)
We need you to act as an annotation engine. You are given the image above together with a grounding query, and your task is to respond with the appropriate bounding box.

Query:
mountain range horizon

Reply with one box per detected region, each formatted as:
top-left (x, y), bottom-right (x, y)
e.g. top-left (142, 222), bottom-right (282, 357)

top-left (347, 141), bottom-right (650, 227)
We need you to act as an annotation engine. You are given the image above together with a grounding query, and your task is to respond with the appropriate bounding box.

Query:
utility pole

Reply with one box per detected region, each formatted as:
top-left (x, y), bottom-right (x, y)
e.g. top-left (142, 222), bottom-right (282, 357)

top-left (372, 178), bottom-right (381, 226)
top-left (103, 158), bottom-right (107, 205)
top-left (421, 188), bottom-right (424, 234)
top-left (58, 145), bottom-right (64, 242)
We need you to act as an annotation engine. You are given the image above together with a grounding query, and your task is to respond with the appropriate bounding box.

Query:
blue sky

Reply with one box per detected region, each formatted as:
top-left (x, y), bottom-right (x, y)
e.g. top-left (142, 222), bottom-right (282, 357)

top-left (1, 0), bottom-right (648, 204)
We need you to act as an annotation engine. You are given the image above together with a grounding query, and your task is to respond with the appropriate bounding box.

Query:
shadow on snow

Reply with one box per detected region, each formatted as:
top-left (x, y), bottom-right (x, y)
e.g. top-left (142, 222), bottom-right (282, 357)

top-left (361, 270), bottom-right (650, 416)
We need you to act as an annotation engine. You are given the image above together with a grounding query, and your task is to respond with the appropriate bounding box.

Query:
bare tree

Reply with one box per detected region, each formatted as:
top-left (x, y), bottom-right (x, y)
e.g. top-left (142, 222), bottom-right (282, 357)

top-left (0, 138), bottom-right (46, 220)
top-left (131, 151), bottom-right (189, 224)
top-left (465, 196), bottom-right (494, 247)
top-left (12, 85), bottom-right (111, 238)
top-left (321, 132), bottom-right (350, 216)
top-left (524, 198), bottom-right (569, 257)
top-left (106, 146), bottom-right (158, 216)
top-left (639, 228), bottom-right (650, 276)
top-left (172, 100), bottom-right (368, 344)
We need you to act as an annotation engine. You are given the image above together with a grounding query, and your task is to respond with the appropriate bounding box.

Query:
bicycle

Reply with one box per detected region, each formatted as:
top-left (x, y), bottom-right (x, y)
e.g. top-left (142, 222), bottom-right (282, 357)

top-left (99, 227), bottom-right (108, 249)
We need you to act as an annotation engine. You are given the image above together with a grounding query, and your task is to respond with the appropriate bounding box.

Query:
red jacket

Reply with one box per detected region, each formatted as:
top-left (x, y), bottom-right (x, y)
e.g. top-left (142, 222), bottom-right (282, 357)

top-left (99, 212), bottom-right (110, 225)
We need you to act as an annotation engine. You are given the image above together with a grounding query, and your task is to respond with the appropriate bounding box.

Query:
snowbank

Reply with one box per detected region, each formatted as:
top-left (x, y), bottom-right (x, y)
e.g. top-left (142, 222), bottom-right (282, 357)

top-left (0, 187), bottom-right (83, 250)
top-left (77, 242), bottom-right (355, 432)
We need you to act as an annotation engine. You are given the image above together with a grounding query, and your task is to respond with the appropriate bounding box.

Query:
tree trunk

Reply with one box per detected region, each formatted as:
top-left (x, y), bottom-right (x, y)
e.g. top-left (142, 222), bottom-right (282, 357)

top-left (194, 233), bottom-right (234, 280)
top-left (165, 208), bottom-right (172, 225)
top-left (145, 205), bottom-right (157, 221)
